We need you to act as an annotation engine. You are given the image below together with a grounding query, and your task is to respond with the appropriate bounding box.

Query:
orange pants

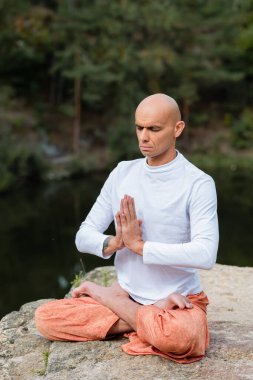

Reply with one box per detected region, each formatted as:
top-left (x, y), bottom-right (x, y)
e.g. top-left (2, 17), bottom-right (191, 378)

top-left (35, 291), bottom-right (209, 364)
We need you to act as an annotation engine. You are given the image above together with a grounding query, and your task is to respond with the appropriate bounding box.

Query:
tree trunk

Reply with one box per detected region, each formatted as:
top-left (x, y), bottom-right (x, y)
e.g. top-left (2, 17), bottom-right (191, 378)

top-left (73, 50), bottom-right (81, 155)
top-left (73, 76), bottom-right (81, 154)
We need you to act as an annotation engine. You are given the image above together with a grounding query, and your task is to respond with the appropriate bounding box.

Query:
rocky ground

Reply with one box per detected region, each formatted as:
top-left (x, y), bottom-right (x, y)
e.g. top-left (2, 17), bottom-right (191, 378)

top-left (0, 264), bottom-right (253, 380)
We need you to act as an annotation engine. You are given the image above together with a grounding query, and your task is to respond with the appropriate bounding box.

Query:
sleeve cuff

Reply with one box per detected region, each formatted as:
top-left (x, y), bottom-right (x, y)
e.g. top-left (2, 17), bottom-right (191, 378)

top-left (143, 241), bottom-right (153, 264)
top-left (99, 235), bottom-right (115, 259)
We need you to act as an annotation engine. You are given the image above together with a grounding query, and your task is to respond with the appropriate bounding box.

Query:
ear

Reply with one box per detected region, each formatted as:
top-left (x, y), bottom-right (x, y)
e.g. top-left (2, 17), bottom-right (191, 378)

top-left (174, 121), bottom-right (185, 138)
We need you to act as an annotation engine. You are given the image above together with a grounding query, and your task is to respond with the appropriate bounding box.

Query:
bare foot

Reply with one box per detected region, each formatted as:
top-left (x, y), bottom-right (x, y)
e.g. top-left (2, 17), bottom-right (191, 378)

top-left (71, 281), bottom-right (133, 335)
top-left (154, 292), bottom-right (193, 310)
top-left (72, 281), bottom-right (129, 304)
top-left (72, 281), bottom-right (138, 331)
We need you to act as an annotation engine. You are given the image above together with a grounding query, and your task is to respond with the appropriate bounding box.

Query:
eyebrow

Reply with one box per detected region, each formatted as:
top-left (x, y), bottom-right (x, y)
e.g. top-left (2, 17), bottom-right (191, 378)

top-left (135, 124), bottom-right (162, 129)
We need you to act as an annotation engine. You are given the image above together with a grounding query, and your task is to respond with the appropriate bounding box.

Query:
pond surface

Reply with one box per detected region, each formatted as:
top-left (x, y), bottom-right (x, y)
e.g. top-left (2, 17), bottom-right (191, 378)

top-left (0, 168), bottom-right (253, 319)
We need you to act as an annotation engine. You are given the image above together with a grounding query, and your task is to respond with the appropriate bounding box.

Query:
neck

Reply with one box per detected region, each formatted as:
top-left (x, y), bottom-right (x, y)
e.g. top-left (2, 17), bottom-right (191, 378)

top-left (147, 148), bottom-right (177, 166)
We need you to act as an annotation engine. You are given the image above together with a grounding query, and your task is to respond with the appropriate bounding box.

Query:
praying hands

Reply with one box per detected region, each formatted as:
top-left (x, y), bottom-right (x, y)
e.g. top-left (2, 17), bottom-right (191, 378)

top-left (103, 195), bottom-right (144, 257)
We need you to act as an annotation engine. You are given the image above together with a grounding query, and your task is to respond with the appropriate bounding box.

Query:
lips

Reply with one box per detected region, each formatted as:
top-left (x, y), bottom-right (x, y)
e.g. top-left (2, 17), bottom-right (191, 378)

top-left (140, 146), bottom-right (153, 151)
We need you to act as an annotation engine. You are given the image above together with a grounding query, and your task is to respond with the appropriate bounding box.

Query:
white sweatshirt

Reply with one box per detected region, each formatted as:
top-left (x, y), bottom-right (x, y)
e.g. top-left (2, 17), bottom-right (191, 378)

top-left (75, 151), bottom-right (219, 304)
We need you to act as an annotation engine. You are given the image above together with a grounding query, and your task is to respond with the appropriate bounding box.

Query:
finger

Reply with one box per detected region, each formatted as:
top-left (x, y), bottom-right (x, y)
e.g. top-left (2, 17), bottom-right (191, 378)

top-left (115, 212), bottom-right (122, 237)
top-left (123, 195), bottom-right (131, 223)
top-left (120, 198), bottom-right (124, 215)
top-left (120, 199), bottom-right (128, 222)
top-left (128, 196), bottom-right (137, 220)
top-left (72, 285), bottom-right (87, 297)
top-left (169, 295), bottom-right (186, 309)
top-left (165, 300), bottom-right (175, 310)
top-left (177, 300), bottom-right (186, 309)
top-left (120, 211), bottom-right (127, 225)
top-left (71, 288), bottom-right (81, 298)
top-left (185, 297), bottom-right (193, 308)
top-left (115, 212), bottom-right (122, 228)
top-left (126, 195), bottom-right (136, 220)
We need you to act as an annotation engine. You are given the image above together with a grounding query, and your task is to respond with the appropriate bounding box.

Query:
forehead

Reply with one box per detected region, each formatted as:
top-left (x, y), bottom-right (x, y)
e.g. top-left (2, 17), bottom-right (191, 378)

top-left (135, 103), bottom-right (170, 127)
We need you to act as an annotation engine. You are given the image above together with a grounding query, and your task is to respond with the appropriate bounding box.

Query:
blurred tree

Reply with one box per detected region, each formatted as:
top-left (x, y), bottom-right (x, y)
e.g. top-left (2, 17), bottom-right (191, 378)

top-left (0, 1), bottom-right (57, 98)
top-left (0, 0), bottom-right (253, 179)
top-left (237, 0), bottom-right (253, 104)
top-left (231, 108), bottom-right (253, 149)
top-left (52, 0), bottom-right (124, 154)
top-left (103, 0), bottom-right (244, 154)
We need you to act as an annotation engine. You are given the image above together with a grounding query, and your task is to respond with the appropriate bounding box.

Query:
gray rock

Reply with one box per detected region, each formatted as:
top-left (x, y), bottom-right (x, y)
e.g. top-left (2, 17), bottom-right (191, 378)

top-left (1, 264), bottom-right (253, 380)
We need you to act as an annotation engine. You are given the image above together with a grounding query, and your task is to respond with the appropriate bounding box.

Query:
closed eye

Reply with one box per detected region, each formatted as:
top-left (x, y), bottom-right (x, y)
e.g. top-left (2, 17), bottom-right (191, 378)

top-left (136, 125), bottom-right (161, 132)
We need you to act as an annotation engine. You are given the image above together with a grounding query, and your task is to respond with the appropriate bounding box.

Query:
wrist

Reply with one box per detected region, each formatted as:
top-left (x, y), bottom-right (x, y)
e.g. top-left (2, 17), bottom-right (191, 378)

top-left (128, 240), bottom-right (144, 256)
top-left (102, 235), bottom-right (114, 256)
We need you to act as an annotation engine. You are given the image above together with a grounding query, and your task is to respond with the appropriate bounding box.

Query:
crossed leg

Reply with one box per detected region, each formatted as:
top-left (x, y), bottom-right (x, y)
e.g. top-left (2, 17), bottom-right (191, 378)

top-left (35, 282), bottom-right (138, 341)
top-left (35, 281), bottom-right (209, 363)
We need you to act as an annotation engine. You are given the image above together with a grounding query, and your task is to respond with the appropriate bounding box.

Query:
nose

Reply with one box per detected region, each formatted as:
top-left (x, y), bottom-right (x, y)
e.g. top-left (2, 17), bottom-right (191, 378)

top-left (140, 128), bottom-right (150, 142)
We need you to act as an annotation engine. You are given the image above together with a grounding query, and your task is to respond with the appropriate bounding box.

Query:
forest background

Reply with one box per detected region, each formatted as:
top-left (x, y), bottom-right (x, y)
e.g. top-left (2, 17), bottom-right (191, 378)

top-left (1, 0), bottom-right (253, 192)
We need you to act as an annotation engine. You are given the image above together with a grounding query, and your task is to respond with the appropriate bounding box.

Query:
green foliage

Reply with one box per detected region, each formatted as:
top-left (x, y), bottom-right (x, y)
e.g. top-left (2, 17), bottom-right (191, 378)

top-left (37, 350), bottom-right (50, 376)
top-left (0, 165), bottom-right (14, 193)
top-left (0, 135), bottom-right (47, 192)
top-left (70, 271), bottom-right (85, 288)
top-left (231, 108), bottom-right (253, 149)
top-left (67, 151), bottom-right (105, 177)
top-left (58, 103), bottom-right (75, 118)
top-left (108, 117), bottom-right (140, 164)
top-left (0, 84), bottom-right (48, 192)
top-left (0, 0), bottom-right (248, 109)
top-left (188, 152), bottom-right (253, 171)
top-left (0, 85), bottom-right (15, 106)
top-left (0, 0), bottom-right (253, 174)
top-left (100, 267), bottom-right (110, 286)
top-left (9, 147), bottom-right (46, 180)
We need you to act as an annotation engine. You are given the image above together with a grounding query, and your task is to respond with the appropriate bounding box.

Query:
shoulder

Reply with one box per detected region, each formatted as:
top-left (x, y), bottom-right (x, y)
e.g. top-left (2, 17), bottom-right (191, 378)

top-left (104, 158), bottom-right (144, 185)
top-left (103, 158), bottom-right (144, 188)
top-left (180, 153), bottom-right (215, 186)
top-left (179, 153), bottom-right (217, 202)
top-left (116, 158), bottom-right (144, 169)
top-left (113, 158), bottom-right (144, 176)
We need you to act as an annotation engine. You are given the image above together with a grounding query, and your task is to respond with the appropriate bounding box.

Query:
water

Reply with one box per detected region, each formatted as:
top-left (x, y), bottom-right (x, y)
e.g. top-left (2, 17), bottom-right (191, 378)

top-left (0, 168), bottom-right (253, 319)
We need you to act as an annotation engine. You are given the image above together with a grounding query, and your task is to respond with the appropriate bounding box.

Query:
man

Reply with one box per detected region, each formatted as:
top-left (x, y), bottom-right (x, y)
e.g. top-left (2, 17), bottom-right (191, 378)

top-left (35, 94), bottom-right (219, 364)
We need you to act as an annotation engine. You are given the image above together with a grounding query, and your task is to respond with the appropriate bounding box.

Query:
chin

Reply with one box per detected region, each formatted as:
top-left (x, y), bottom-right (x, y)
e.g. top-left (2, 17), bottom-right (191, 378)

top-left (139, 149), bottom-right (154, 157)
top-left (140, 152), bottom-right (152, 158)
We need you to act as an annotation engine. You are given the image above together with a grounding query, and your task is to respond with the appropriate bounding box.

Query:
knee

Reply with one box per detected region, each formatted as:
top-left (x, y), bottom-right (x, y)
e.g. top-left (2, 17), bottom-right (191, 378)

top-left (35, 301), bottom-right (58, 340)
top-left (154, 319), bottom-right (196, 354)
top-left (137, 306), bottom-right (200, 355)
top-left (35, 302), bottom-right (51, 324)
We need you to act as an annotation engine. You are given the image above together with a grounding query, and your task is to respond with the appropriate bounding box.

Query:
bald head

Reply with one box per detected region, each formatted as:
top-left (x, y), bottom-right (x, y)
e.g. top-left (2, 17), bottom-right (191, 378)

top-left (135, 93), bottom-right (185, 165)
top-left (135, 93), bottom-right (181, 127)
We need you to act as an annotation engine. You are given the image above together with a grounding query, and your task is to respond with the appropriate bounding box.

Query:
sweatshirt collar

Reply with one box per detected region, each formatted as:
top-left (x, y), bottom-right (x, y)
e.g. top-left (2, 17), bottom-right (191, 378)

top-left (144, 150), bottom-right (182, 173)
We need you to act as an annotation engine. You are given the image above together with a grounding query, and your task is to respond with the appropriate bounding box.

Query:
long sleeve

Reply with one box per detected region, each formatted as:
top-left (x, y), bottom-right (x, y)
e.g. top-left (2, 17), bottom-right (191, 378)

top-left (143, 177), bottom-right (219, 270)
top-left (75, 168), bottom-right (116, 259)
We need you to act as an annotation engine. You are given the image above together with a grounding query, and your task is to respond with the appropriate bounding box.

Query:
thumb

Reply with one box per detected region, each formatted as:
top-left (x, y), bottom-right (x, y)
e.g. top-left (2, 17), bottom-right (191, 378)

top-left (71, 289), bottom-right (79, 298)
top-left (115, 212), bottom-right (122, 229)
top-left (165, 299), bottom-right (175, 310)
